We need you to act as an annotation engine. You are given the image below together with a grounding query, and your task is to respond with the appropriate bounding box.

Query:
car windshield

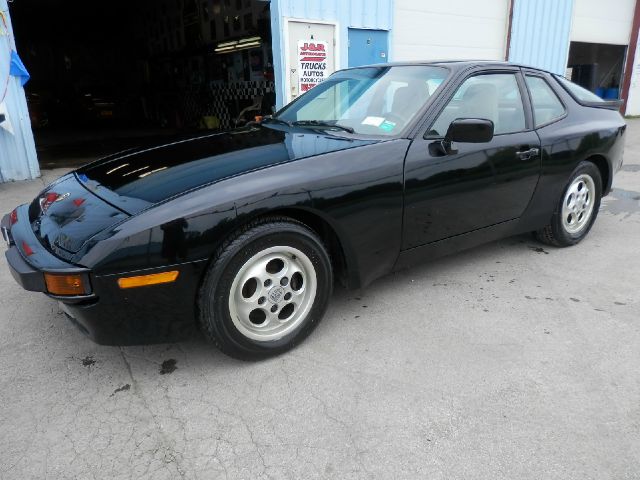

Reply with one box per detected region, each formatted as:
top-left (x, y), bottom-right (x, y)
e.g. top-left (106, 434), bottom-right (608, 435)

top-left (274, 65), bottom-right (449, 136)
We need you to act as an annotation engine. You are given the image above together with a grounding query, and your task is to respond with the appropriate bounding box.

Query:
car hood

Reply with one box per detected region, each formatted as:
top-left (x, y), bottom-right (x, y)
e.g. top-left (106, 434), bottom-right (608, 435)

top-left (28, 174), bottom-right (130, 258)
top-left (76, 125), bottom-right (382, 214)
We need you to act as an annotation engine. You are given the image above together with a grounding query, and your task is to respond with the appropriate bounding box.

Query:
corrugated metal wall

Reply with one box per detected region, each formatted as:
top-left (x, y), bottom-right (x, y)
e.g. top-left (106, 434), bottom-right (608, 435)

top-left (270, 0), bottom-right (394, 109)
top-left (0, 0), bottom-right (39, 182)
top-left (276, 0), bottom-right (393, 28)
top-left (508, 0), bottom-right (575, 75)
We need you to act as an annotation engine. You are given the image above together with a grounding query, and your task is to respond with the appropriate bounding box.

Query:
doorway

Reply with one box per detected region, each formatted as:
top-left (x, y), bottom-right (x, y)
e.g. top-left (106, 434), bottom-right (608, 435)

top-left (286, 21), bottom-right (336, 102)
top-left (348, 29), bottom-right (389, 68)
top-left (566, 42), bottom-right (627, 99)
top-left (8, 0), bottom-right (275, 168)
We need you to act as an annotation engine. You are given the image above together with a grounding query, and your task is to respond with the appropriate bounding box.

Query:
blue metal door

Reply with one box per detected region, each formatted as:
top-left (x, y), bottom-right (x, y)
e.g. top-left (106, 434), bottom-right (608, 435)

top-left (348, 29), bottom-right (389, 68)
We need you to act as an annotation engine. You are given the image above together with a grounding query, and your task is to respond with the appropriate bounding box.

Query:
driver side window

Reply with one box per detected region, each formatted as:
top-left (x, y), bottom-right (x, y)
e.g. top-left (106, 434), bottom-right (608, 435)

top-left (429, 73), bottom-right (526, 137)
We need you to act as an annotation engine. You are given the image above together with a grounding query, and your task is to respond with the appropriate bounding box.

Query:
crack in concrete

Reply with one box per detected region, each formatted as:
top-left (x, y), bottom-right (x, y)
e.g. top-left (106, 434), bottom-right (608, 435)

top-left (119, 347), bottom-right (187, 479)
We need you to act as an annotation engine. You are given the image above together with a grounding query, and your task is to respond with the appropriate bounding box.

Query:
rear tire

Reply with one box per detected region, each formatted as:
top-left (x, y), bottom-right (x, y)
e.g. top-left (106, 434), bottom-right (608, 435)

top-left (536, 161), bottom-right (602, 247)
top-left (198, 217), bottom-right (332, 360)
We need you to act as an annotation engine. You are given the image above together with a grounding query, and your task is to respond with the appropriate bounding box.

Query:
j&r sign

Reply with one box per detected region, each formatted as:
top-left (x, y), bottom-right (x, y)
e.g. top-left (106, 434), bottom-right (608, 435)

top-left (297, 41), bottom-right (328, 93)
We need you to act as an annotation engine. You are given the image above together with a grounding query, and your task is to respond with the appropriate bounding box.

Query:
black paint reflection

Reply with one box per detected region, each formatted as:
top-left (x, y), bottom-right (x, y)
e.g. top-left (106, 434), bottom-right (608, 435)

top-left (160, 218), bottom-right (188, 263)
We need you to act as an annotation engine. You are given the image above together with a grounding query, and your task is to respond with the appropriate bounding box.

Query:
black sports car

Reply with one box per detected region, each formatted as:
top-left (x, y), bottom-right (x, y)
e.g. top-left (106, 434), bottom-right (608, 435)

top-left (2, 61), bottom-right (626, 359)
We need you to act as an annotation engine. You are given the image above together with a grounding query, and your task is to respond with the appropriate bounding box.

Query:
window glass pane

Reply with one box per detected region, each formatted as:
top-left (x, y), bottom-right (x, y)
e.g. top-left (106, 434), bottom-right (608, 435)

top-left (555, 75), bottom-right (605, 102)
top-left (429, 73), bottom-right (526, 136)
top-left (276, 66), bottom-right (449, 137)
top-left (525, 76), bottom-right (565, 127)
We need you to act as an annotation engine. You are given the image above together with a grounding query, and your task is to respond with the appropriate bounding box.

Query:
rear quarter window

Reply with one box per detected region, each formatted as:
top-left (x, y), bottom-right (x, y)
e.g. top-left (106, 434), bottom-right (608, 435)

top-left (525, 75), bottom-right (566, 127)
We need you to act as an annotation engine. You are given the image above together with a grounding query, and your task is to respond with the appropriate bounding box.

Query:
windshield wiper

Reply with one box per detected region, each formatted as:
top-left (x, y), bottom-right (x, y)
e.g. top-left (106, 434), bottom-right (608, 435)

top-left (263, 116), bottom-right (293, 127)
top-left (292, 120), bottom-right (355, 134)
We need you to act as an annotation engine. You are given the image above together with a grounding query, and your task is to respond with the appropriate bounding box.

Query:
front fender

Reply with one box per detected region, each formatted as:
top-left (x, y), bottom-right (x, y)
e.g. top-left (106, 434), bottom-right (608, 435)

top-left (79, 139), bottom-right (409, 290)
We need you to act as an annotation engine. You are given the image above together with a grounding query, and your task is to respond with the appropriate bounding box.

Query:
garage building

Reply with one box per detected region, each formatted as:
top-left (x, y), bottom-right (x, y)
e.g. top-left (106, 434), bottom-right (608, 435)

top-left (2, 0), bottom-right (640, 183)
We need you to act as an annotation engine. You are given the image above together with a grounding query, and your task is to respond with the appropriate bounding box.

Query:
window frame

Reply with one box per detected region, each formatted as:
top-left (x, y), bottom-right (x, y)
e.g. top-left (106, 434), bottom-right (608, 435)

top-left (422, 68), bottom-right (533, 140)
top-left (523, 72), bottom-right (568, 129)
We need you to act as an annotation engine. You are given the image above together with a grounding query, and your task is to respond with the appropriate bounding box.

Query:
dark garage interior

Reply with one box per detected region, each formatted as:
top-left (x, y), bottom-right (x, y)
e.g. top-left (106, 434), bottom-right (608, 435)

top-left (8, 0), bottom-right (275, 167)
top-left (566, 41), bottom-right (627, 100)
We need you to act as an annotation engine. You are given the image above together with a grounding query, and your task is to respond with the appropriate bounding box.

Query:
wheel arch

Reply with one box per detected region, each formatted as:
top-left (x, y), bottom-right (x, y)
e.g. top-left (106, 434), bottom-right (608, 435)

top-left (244, 207), bottom-right (358, 289)
top-left (584, 154), bottom-right (611, 196)
top-left (207, 207), bottom-right (358, 290)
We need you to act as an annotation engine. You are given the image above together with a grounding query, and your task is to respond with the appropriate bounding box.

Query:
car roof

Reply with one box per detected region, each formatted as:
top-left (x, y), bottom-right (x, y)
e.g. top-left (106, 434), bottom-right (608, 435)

top-left (340, 60), bottom-right (554, 76)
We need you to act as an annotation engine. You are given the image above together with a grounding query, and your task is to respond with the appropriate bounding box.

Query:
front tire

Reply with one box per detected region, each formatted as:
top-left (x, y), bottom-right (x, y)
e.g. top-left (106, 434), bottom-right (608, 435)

top-left (198, 217), bottom-right (332, 360)
top-left (536, 161), bottom-right (602, 247)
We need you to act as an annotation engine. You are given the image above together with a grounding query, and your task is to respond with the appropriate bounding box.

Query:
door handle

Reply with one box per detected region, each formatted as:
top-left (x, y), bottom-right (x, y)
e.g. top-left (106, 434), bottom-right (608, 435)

top-left (515, 147), bottom-right (539, 160)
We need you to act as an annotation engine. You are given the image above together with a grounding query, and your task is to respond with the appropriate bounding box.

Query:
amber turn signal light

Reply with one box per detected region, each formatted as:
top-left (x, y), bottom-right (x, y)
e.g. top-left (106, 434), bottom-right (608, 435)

top-left (117, 270), bottom-right (179, 289)
top-left (44, 273), bottom-right (90, 296)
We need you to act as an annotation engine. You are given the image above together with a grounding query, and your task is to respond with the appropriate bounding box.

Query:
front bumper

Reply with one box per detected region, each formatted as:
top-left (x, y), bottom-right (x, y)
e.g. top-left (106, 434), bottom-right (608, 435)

top-left (5, 245), bottom-right (48, 291)
top-left (2, 209), bottom-right (92, 300)
top-left (3, 208), bottom-right (202, 345)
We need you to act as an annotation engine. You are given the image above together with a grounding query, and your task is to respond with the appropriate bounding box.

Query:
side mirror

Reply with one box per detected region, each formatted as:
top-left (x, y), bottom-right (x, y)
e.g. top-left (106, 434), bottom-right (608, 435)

top-left (445, 118), bottom-right (494, 144)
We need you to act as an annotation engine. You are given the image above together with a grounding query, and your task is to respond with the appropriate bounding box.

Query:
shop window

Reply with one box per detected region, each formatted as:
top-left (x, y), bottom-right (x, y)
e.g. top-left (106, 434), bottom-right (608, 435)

top-left (233, 16), bottom-right (241, 31)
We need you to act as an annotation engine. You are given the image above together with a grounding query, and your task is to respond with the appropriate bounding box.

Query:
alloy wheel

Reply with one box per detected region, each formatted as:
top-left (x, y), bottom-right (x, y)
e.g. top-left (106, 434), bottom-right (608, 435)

top-left (228, 246), bottom-right (317, 342)
top-left (561, 174), bottom-right (596, 235)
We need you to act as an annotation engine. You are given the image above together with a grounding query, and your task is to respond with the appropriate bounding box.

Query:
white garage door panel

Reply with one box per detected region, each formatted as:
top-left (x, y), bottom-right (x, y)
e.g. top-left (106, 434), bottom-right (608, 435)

top-left (396, 0), bottom-right (508, 18)
top-left (397, 44), bottom-right (507, 61)
top-left (394, 11), bottom-right (507, 54)
top-left (571, 0), bottom-right (636, 45)
top-left (393, 0), bottom-right (509, 61)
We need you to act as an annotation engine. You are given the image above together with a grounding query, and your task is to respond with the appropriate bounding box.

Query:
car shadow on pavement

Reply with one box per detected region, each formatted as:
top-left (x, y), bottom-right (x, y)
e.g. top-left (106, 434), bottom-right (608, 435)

top-left (48, 233), bottom-right (545, 376)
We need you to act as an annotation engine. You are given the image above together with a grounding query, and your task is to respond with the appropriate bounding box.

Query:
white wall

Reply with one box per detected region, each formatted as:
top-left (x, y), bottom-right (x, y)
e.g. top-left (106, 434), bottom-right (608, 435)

top-left (626, 34), bottom-right (640, 115)
top-left (571, 0), bottom-right (636, 45)
top-left (392, 0), bottom-right (510, 61)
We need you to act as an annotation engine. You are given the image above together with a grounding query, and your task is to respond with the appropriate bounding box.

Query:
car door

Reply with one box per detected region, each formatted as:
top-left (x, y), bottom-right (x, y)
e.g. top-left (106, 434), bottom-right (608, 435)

top-left (402, 68), bottom-right (541, 249)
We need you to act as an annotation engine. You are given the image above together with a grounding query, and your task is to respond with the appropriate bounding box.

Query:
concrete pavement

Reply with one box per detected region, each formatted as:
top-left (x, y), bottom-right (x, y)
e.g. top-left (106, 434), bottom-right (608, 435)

top-left (0, 122), bottom-right (639, 479)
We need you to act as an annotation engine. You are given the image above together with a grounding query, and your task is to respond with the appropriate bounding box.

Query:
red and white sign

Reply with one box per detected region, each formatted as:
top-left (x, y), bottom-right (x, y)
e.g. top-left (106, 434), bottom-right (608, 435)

top-left (297, 40), bottom-right (328, 93)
